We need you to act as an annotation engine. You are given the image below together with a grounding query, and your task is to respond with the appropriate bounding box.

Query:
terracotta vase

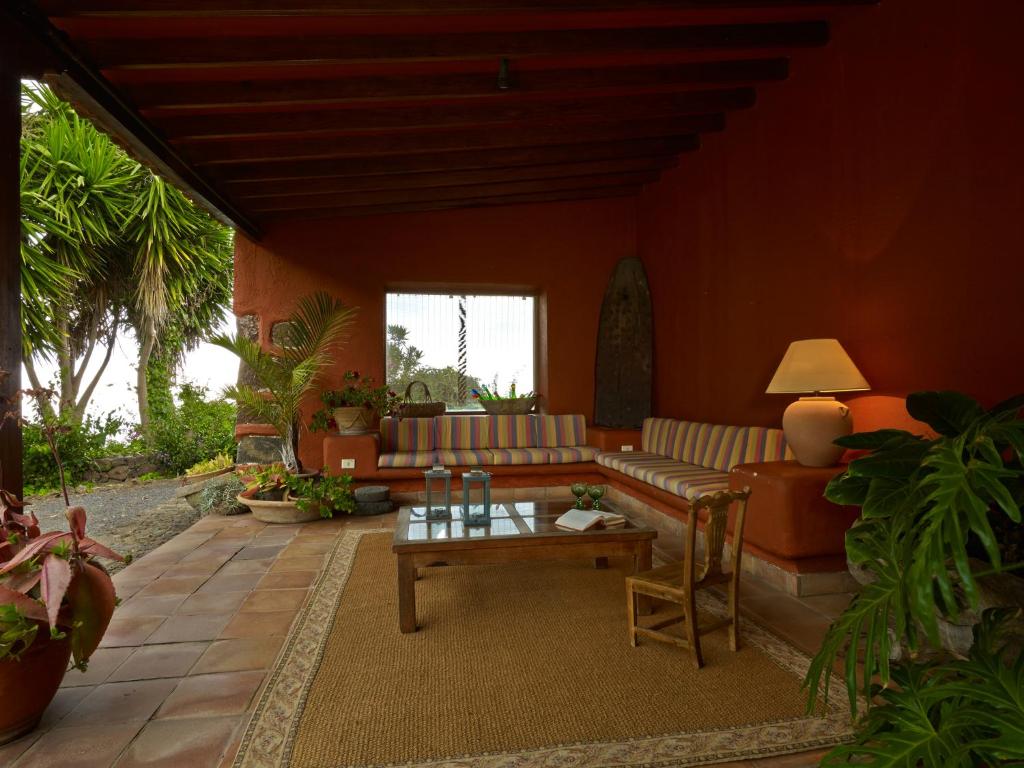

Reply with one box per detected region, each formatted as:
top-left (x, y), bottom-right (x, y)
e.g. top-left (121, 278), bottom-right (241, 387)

top-left (333, 406), bottom-right (374, 435)
top-left (0, 631), bottom-right (72, 745)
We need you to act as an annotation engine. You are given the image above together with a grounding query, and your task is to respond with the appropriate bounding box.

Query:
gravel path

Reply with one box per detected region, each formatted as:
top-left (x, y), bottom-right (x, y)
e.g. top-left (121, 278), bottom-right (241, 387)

top-left (26, 478), bottom-right (201, 572)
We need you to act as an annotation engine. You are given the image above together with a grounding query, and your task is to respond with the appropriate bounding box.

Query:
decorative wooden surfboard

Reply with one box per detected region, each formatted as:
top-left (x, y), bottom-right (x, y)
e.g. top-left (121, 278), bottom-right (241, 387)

top-left (594, 257), bottom-right (653, 429)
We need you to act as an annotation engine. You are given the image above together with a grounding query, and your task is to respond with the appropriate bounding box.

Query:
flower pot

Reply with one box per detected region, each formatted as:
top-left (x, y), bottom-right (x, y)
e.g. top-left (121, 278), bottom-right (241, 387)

top-left (479, 397), bottom-right (537, 415)
top-left (180, 465), bottom-right (234, 485)
top-left (236, 494), bottom-right (320, 524)
top-left (333, 406), bottom-right (376, 435)
top-left (0, 631), bottom-right (72, 745)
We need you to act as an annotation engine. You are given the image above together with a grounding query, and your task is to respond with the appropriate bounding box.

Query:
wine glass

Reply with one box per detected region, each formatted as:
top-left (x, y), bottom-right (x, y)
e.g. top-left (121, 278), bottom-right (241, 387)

top-left (586, 485), bottom-right (606, 511)
top-left (570, 482), bottom-right (588, 510)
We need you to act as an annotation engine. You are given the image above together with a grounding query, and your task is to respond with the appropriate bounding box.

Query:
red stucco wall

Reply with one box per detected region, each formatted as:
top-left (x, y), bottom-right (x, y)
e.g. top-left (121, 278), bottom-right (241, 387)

top-left (234, 197), bottom-right (637, 467)
top-left (638, 0), bottom-right (1024, 430)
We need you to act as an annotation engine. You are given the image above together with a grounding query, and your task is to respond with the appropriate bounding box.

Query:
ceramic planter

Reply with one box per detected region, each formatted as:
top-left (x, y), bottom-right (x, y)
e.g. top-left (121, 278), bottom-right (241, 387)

top-left (180, 465), bottom-right (234, 485)
top-left (236, 493), bottom-right (320, 524)
top-left (333, 406), bottom-right (376, 435)
top-left (0, 632), bottom-right (72, 745)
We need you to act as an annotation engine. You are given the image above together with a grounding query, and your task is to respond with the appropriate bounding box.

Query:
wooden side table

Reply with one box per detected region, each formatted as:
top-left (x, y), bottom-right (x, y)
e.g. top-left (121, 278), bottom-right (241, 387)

top-left (728, 461), bottom-right (860, 564)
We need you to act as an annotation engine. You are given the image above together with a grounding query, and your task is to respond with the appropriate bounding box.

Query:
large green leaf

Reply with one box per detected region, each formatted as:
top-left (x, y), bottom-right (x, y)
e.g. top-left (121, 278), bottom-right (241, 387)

top-left (906, 391), bottom-right (984, 437)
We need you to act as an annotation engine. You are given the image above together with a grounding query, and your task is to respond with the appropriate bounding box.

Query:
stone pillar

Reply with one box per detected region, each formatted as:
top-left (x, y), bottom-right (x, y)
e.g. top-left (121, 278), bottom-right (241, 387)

top-left (233, 314), bottom-right (285, 465)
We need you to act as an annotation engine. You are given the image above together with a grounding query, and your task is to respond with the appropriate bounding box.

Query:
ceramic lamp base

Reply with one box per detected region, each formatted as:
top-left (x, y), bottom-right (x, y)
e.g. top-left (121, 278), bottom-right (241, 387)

top-left (782, 396), bottom-right (852, 467)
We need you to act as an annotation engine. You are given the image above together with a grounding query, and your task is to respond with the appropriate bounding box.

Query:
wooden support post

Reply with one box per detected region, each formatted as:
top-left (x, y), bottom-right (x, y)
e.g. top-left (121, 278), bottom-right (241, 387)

top-left (0, 31), bottom-right (22, 496)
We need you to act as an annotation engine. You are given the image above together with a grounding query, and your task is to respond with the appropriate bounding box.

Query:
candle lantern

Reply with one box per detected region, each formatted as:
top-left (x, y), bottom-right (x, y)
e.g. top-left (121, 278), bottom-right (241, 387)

top-left (462, 468), bottom-right (492, 526)
top-left (423, 468), bottom-right (452, 520)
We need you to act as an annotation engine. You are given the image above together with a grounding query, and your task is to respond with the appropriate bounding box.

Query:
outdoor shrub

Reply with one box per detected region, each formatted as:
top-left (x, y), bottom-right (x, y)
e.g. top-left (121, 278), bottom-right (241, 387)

top-left (150, 383), bottom-right (237, 476)
top-left (195, 473), bottom-right (248, 517)
top-left (22, 411), bottom-right (127, 493)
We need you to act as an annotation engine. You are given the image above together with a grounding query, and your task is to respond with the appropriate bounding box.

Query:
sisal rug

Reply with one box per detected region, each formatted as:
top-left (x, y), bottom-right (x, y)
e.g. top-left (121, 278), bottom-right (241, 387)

top-left (234, 530), bottom-right (852, 768)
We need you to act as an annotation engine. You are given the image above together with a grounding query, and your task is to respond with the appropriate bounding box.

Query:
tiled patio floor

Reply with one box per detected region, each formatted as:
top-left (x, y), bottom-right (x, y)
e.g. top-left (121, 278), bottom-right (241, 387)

top-left (0, 511), bottom-right (851, 768)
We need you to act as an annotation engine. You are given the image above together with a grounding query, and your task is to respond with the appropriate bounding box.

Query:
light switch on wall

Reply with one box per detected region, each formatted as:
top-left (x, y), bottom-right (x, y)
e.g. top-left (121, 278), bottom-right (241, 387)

top-left (340, 459), bottom-right (356, 469)
top-left (621, 445), bottom-right (634, 452)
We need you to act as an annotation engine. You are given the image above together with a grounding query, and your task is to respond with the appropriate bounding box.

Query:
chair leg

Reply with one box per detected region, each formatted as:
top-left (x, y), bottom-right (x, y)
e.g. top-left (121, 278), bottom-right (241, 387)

top-left (626, 582), bottom-right (638, 647)
top-left (729, 584), bottom-right (741, 652)
top-left (684, 592), bottom-right (703, 669)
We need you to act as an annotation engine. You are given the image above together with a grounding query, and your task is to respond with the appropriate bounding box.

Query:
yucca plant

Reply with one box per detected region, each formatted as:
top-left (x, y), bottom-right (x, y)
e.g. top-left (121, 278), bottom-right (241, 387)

top-left (212, 292), bottom-right (356, 471)
top-left (803, 391), bottom-right (1024, 766)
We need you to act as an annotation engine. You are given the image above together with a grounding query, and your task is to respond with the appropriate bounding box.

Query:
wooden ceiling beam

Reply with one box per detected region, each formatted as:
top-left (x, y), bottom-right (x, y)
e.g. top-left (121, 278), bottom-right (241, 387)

top-left (264, 185), bottom-right (642, 221)
top-left (123, 59), bottom-right (789, 110)
top-left (230, 155), bottom-right (676, 196)
top-left (39, 0), bottom-right (876, 17)
top-left (152, 88), bottom-right (753, 139)
top-left (208, 136), bottom-right (697, 180)
top-left (80, 22), bottom-right (829, 67)
top-left (246, 169), bottom-right (658, 210)
top-left (183, 115), bottom-right (719, 163)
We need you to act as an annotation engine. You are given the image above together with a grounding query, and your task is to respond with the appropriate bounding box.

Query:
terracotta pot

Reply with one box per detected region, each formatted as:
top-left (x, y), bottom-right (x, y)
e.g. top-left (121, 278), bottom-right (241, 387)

top-left (180, 465), bottom-right (234, 485)
top-left (0, 631), bottom-right (72, 745)
top-left (236, 494), bottom-right (320, 524)
top-left (333, 406), bottom-right (375, 435)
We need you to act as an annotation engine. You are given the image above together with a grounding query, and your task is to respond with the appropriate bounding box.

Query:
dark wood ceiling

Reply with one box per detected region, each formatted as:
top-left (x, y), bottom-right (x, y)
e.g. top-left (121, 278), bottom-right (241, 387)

top-left (9, 0), bottom-right (876, 233)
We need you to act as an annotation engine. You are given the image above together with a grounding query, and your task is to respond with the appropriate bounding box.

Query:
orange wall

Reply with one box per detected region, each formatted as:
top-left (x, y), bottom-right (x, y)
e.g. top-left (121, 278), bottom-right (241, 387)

top-left (234, 198), bottom-right (636, 467)
top-left (638, 0), bottom-right (1024, 430)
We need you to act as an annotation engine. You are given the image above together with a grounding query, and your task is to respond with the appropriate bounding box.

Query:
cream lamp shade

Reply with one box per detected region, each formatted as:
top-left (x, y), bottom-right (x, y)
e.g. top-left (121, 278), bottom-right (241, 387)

top-left (767, 339), bottom-right (870, 467)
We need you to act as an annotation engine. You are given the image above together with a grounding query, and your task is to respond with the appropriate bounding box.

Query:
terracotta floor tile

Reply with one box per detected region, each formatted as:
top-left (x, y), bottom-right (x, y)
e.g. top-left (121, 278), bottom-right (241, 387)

top-left (62, 646), bottom-right (134, 687)
top-left (800, 593), bottom-right (855, 621)
top-left (239, 588), bottom-right (308, 613)
top-left (219, 609), bottom-right (297, 639)
top-left (108, 579), bottom-right (149, 602)
top-left (0, 730), bottom-right (40, 766)
top-left (99, 616), bottom-right (165, 648)
top-left (112, 716), bottom-right (240, 768)
top-left (145, 612), bottom-right (233, 644)
top-left (233, 544), bottom-right (285, 561)
top-left (191, 636), bottom-right (285, 674)
top-left (218, 558), bottom-right (274, 575)
top-left (114, 594), bottom-right (188, 619)
top-left (12, 723), bottom-right (143, 768)
top-left (176, 590), bottom-right (249, 615)
top-left (107, 642), bottom-right (209, 682)
top-left (279, 540), bottom-right (334, 558)
top-left (196, 571), bottom-right (263, 593)
top-left (156, 671), bottom-right (265, 719)
top-left (38, 685), bottom-right (93, 729)
top-left (59, 679), bottom-right (180, 727)
top-left (135, 575), bottom-right (209, 598)
top-left (159, 560), bottom-right (224, 579)
top-left (256, 570), bottom-right (316, 590)
top-left (268, 555), bottom-right (325, 573)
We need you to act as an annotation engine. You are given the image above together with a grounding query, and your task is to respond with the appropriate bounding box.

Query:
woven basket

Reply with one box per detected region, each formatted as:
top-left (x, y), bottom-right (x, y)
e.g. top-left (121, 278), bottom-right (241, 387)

top-left (396, 380), bottom-right (446, 419)
top-left (479, 396), bottom-right (538, 416)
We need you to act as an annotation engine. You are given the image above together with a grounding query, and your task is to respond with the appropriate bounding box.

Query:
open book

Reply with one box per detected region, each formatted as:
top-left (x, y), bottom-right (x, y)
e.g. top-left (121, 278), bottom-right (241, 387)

top-left (555, 508), bottom-right (626, 532)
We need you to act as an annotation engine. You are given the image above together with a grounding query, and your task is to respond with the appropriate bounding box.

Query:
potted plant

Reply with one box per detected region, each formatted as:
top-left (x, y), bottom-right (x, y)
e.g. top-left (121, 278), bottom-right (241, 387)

top-left (0, 384), bottom-right (124, 744)
top-left (181, 452), bottom-right (235, 485)
top-left (803, 391), bottom-right (1024, 765)
top-left (213, 292), bottom-right (356, 471)
top-left (235, 464), bottom-right (356, 524)
top-left (289, 471), bottom-right (356, 518)
top-left (310, 371), bottom-right (400, 435)
top-left (471, 383), bottom-right (539, 415)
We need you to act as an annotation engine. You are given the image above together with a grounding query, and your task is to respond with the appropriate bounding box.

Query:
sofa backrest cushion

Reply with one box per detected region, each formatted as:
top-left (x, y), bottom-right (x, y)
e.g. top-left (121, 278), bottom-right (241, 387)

top-left (670, 420), bottom-right (790, 471)
top-left (379, 417), bottom-right (435, 453)
top-left (435, 415), bottom-right (490, 450)
top-left (535, 414), bottom-right (586, 448)
top-left (488, 415), bottom-right (536, 449)
top-left (641, 418), bottom-right (681, 457)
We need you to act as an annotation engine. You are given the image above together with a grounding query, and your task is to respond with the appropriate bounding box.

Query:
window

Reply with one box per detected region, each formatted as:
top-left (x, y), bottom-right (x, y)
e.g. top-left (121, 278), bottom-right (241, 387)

top-left (386, 292), bottom-right (536, 411)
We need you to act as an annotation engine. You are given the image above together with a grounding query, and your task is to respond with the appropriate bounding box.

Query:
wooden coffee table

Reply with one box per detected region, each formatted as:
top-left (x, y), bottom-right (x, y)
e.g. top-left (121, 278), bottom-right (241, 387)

top-left (392, 499), bottom-right (656, 633)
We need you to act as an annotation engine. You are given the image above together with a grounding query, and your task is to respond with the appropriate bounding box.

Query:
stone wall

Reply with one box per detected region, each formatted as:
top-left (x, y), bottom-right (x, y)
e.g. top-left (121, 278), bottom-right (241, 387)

top-left (84, 454), bottom-right (162, 483)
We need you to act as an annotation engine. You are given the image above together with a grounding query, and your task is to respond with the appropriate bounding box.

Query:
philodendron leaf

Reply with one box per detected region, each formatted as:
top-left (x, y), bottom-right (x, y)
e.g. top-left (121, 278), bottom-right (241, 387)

top-left (861, 478), bottom-right (914, 519)
top-left (825, 472), bottom-right (871, 506)
top-left (907, 390), bottom-right (985, 437)
top-left (846, 440), bottom-right (932, 480)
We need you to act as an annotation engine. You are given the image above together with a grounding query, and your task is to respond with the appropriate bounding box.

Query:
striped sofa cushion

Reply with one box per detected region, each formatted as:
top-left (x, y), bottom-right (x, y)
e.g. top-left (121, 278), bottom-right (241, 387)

top-left (436, 448), bottom-right (491, 466)
top-left (379, 417), bottom-right (434, 453)
top-left (596, 451), bottom-right (676, 480)
top-left (378, 451), bottom-right (434, 469)
top-left (535, 414), bottom-right (586, 448)
top-left (546, 446), bottom-right (599, 463)
top-left (698, 424), bottom-right (747, 473)
top-left (739, 427), bottom-right (791, 465)
top-left (435, 416), bottom-right (489, 450)
top-left (488, 415), bottom-right (536, 449)
top-left (489, 448), bottom-right (549, 465)
top-left (643, 464), bottom-right (731, 500)
top-left (641, 418), bottom-right (681, 457)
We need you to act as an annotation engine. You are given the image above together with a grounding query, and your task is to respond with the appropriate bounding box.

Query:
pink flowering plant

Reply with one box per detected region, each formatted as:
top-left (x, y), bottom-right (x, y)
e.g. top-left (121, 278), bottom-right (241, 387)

top-left (310, 370), bottom-right (400, 432)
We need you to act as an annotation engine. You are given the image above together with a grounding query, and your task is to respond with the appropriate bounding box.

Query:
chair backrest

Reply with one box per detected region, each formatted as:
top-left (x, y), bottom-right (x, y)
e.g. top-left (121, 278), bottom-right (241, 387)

top-left (683, 488), bottom-right (752, 590)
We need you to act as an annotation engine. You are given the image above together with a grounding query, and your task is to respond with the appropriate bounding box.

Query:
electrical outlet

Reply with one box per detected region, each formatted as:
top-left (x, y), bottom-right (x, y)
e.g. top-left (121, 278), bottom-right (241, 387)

top-left (621, 444), bottom-right (634, 452)
top-left (340, 458), bottom-right (356, 469)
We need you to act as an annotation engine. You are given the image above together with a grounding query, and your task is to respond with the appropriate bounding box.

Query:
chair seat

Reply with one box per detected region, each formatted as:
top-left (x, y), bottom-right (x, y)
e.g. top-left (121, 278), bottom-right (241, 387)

top-left (628, 563), bottom-right (731, 597)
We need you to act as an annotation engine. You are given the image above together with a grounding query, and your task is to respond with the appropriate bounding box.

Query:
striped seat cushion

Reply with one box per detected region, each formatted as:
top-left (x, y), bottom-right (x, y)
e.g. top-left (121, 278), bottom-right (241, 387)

top-left (488, 415), bottom-right (536, 449)
top-left (546, 446), bottom-right (599, 463)
top-left (435, 416), bottom-right (489, 450)
top-left (378, 451), bottom-right (434, 469)
top-left (436, 449), bottom-right (492, 466)
top-left (642, 463), bottom-right (731, 500)
top-left (641, 418), bottom-right (681, 457)
top-left (489, 448), bottom-right (550, 465)
top-left (596, 451), bottom-right (676, 478)
top-left (535, 414), bottom-right (586, 448)
top-left (379, 417), bottom-right (434, 453)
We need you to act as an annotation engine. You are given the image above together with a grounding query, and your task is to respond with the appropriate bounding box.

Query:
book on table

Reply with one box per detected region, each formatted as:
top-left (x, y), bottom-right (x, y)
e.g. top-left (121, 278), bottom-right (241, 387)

top-left (555, 508), bottom-right (626, 531)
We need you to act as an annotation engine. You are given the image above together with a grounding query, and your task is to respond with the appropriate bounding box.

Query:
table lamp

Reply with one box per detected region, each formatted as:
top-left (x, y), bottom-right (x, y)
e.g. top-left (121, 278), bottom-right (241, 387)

top-left (766, 339), bottom-right (870, 467)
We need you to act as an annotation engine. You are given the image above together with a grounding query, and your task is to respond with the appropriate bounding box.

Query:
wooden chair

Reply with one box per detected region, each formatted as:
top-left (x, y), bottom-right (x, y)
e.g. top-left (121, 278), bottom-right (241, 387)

top-left (625, 487), bottom-right (752, 668)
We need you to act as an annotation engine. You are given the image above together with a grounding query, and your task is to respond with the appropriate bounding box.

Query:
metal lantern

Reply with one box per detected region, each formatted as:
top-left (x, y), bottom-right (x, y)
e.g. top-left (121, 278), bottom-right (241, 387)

top-left (462, 468), bottom-right (492, 526)
top-left (423, 468), bottom-right (452, 520)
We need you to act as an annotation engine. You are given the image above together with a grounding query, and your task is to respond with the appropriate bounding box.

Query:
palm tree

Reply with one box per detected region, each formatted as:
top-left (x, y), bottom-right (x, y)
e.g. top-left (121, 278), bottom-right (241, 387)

top-left (212, 293), bottom-right (357, 471)
top-left (19, 83), bottom-right (233, 427)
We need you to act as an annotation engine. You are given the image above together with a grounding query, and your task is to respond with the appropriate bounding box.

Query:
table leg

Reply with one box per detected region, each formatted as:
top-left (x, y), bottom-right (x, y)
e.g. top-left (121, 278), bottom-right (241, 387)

top-left (594, 556), bottom-right (609, 569)
top-left (397, 555), bottom-right (417, 633)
